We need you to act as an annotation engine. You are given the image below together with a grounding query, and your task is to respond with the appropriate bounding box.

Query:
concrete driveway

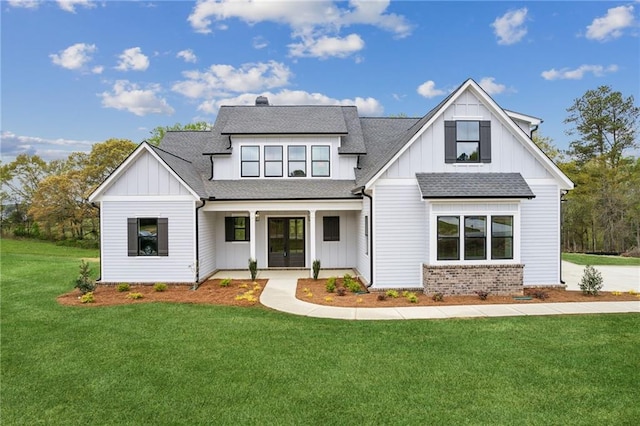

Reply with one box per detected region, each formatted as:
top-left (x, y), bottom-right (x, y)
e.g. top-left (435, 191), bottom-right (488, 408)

top-left (562, 261), bottom-right (640, 292)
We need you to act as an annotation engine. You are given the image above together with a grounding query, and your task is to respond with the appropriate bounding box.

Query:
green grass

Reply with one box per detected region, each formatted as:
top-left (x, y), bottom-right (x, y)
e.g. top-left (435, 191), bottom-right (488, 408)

top-left (562, 252), bottom-right (640, 266)
top-left (2, 239), bottom-right (639, 425)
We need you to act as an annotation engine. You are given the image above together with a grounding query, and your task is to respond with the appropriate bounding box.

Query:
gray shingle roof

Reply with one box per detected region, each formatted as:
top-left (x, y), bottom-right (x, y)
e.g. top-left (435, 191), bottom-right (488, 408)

top-left (415, 173), bottom-right (535, 199)
top-left (148, 145), bottom-right (207, 197)
top-left (220, 106), bottom-right (349, 135)
top-left (203, 180), bottom-right (360, 200)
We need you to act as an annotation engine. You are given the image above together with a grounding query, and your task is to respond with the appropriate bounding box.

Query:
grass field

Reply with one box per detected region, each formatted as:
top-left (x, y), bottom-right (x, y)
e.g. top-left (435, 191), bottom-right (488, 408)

top-left (2, 238), bottom-right (639, 425)
top-left (562, 252), bottom-right (640, 266)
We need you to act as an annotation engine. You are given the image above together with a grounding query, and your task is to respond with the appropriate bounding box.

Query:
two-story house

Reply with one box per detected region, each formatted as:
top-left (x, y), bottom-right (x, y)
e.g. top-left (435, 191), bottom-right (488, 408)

top-left (88, 79), bottom-right (573, 295)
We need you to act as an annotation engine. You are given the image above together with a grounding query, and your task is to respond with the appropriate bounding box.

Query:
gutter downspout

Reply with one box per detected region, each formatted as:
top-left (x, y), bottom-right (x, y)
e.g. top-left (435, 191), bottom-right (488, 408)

top-left (192, 199), bottom-right (207, 290)
top-left (90, 202), bottom-right (101, 281)
top-left (560, 191), bottom-right (567, 285)
top-left (362, 190), bottom-right (374, 288)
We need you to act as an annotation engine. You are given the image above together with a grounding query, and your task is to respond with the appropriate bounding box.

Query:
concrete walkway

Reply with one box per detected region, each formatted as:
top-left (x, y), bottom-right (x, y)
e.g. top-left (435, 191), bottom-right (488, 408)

top-left (562, 261), bottom-right (640, 293)
top-left (211, 268), bottom-right (640, 320)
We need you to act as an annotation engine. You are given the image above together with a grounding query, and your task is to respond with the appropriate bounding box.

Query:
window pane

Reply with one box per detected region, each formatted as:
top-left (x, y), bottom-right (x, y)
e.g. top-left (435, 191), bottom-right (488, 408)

top-left (241, 146), bottom-right (259, 161)
top-left (437, 238), bottom-right (459, 260)
top-left (312, 146), bottom-right (330, 161)
top-left (312, 161), bottom-right (329, 177)
top-left (289, 161), bottom-right (306, 177)
top-left (138, 218), bottom-right (158, 256)
top-left (437, 216), bottom-right (459, 237)
top-left (456, 121), bottom-right (479, 141)
top-left (457, 142), bottom-right (479, 162)
top-left (492, 237), bottom-right (513, 259)
top-left (264, 161), bottom-right (282, 177)
top-left (242, 162), bottom-right (259, 177)
top-left (288, 146), bottom-right (306, 161)
top-left (492, 216), bottom-right (513, 237)
top-left (264, 146), bottom-right (282, 161)
top-left (323, 216), bottom-right (339, 241)
top-left (465, 216), bottom-right (486, 237)
top-left (465, 237), bottom-right (486, 260)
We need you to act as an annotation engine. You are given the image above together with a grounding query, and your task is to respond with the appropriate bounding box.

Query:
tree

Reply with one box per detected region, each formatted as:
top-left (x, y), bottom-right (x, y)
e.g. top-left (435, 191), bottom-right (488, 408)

top-left (83, 138), bottom-right (137, 188)
top-left (147, 121), bottom-right (210, 146)
top-left (532, 133), bottom-right (564, 163)
top-left (564, 86), bottom-right (639, 168)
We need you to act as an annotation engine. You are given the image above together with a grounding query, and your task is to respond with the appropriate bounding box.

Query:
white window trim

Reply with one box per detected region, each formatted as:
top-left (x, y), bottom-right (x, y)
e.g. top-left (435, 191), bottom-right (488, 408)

top-left (429, 203), bottom-right (521, 265)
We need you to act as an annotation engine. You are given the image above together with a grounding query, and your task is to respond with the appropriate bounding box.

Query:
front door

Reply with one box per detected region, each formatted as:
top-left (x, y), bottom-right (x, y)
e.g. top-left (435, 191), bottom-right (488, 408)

top-left (268, 218), bottom-right (305, 267)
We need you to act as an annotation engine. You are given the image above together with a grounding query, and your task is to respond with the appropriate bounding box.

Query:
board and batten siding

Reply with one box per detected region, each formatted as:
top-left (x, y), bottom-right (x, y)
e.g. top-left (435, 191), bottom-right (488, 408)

top-left (315, 211), bottom-right (357, 268)
top-left (521, 184), bottom-right (561, 285)
top-left (101, 201), bottom-right (196, 282)
top-left (198, 210), bottom-right (217, 279)
top-left (373, 182), bottom-right (427, 288)
top-left (103, 151), bottom-right (193, 197)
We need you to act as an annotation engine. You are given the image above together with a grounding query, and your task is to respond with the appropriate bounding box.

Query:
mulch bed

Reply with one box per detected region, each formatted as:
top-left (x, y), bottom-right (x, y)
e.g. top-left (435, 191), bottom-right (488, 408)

top-left (296, 278), bottom-right (640, 308)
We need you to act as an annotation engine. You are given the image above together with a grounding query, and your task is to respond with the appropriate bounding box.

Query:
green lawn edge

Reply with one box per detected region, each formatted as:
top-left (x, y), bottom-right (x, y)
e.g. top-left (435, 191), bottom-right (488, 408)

top-left (562, 252), bottom-right (640, 266)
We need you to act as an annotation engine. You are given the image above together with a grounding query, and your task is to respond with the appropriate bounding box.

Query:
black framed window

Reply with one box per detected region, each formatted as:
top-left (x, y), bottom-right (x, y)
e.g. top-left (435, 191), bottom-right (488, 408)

top-left (128, 217), bottom-right (168, 256)
top-left (491, 216), bottom-right (513, 259)
top-left (437, 216), bottom-right (459, 260)
top-left (225, 217), bottom-right (250, 242)
top-left (241, 146), bottom-right (260, 177)
top-left (464, 216), bottom-right (486, 260)
top-left (264, 146), bottom-right (283, 177)
top-left (288, 146), bottom-right (306, 177)
top-left (323, 216), bottom-right (340, 241)
top-left (311, 145), bottom-right (330, 177)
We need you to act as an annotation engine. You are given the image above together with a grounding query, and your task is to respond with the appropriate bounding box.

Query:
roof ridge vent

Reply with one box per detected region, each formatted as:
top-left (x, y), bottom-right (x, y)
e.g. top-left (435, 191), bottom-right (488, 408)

top-left (255, 96), bottom-right (269, 106)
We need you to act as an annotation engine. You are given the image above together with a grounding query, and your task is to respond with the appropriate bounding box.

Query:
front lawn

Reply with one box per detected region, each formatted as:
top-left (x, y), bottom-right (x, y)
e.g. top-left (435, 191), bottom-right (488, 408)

top-left (2, 239), bottom-right (639, 425)
top-left (562, 252), bottom-right (640, 266)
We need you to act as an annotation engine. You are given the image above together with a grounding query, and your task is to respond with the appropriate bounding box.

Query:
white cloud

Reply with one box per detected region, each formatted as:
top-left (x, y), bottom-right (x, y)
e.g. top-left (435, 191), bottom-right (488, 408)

top-left (198, 89), bottom-right (383, 116)
top-left (92, 65), bottom-right (104, 74)
top-left (478, 77), bottom-right (507, 95)
top-left (417, 80), bottom-right (445, 98)
top-left (172, 61), bottom-right (292, 99)
top-left (177, 49), bottom-right (197, 63)
top-left (7, 0), bottom-right (39, 9)
top-left (100, 80), bottom-right (174, 116)
top-left (491, 8), bottom-right (528, 45)
top-left (252, 36), bottom-right (268, 49)
top-left (1, 130), bottom-right (97, 162)
top-left (289, 33), bottom-right (365, 58)
top-left (586, 5), bottom-right (635, 41)
top-left (49, 43), bottom-right (97, 71)
top-left (541, 64), bottom-right (619, 80)
top-left (115, 47), bottom-right (150, 71)
top-left (187, 0), bottom-right (412, 58)
top-left (56, 0), bottom-right (96, 13)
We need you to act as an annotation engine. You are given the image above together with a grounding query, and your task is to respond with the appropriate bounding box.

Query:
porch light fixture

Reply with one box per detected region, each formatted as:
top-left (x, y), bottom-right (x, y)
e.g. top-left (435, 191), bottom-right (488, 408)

top-left (255, 211), bottom-right (260, 221)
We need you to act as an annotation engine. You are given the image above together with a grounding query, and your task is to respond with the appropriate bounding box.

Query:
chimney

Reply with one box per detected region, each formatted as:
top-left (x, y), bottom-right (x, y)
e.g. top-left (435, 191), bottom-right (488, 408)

top-left (255, 96), bottom-right (269, 106)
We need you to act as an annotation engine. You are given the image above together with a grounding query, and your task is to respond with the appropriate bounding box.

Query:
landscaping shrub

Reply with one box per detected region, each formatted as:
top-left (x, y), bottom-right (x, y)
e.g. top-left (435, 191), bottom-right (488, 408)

top-left (117, 283), bottom-right (130, 292)
top-left (406, 292), bottom-right (418, 303)
top-left (74, 260), bottom-right (96, 294)
top-left (385, 289), bottom-right (399, 298)
top-left (248, 258), bottom-right (258, 280)
top-left (219, 278), bottom-right (232, 287)
top-left (154, 283), bottom-right (168, 292)
top-left (336, 287), bottom-right (346, 296)
top-left (377, 293), bottom-right (387, 301)
top-left (475, 290), bottom-right (490, 301)
top-left (579, 265), bottom-right (603, 296)
top-left (312, 259), bottom-right (321, 280)
top-left (325, 277), bottom-right (336, 293)
top-left (127, 292), bottom-right (144, 300)
top-left (344, 277), bottom-right (361, 293)
top-left (432, 292), bottom-right (444, 302)
top-left (80, 292), bottom-right (95, 303)
top-left (529, 289), bottom-right (549, 300)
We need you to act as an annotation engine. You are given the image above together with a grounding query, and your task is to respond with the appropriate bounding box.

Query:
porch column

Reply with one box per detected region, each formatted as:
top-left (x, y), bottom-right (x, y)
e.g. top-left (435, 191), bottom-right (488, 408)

top-left (309, 209), bottom-right (316, 273)
top-left (249, 209), bottom-right (256, 261)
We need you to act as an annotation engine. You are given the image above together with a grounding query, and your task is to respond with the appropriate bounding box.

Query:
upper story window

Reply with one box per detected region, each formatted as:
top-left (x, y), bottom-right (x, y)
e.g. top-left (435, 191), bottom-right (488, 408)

top-left (264, 146), bottom-right (283, 177)
top-left (241, 146), bottom-right (259, 177)
top-left (288, 146), bottom-right (307, 177)
top-left (311, 146), bottom-right (330, 177)
top-left (444, 120), bottom-right (491, 164)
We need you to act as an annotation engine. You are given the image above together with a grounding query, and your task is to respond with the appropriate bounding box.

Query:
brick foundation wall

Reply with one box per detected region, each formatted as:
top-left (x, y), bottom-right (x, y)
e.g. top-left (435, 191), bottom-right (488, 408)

top-left (422, 264), bottom-right (524, 296)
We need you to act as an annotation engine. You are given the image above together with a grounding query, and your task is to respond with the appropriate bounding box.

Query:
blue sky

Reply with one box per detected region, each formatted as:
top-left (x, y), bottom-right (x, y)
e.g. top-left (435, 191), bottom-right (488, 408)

top-left (2, 0), bottom-right (639, 162)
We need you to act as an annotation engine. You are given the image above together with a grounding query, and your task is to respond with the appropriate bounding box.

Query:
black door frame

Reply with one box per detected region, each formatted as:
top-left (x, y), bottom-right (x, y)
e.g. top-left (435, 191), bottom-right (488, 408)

top-left (267, 217), bottom-right (305, 267)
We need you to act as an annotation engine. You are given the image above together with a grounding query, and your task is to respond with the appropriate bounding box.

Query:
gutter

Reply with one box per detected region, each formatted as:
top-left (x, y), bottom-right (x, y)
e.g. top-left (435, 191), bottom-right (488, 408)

top-left (361, 189), bottom-right (374, 288)
top-left (192, 199), bottom-right (207, 289)
top-left (90, 202), bottom-right (101, 281)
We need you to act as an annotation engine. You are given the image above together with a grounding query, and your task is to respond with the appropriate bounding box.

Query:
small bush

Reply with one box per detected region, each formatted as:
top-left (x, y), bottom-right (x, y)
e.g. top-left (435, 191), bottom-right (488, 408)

top-left (406, 292), bottom-right (418, 303)
top-left (116, 283), bottom-right (130, 292)
top-left (432, 292), bottom-right (444, 302)
top-left (219, 278), bottom-right (232, 287)
top-left (74, 260), bottom-right (96, 295)
top-left (336, 287), bottom-right (347, 296)
top-left (385, 289), bottom-right (399, 298)
top-left (80, 292), bottom-right (95, 303)
top-left (579, 265), bottom-right (603, 296)
top-left (475, 290), bottom-right (490, 301)
top-left (344, 277), bottom-right (361, 293)
top-left (248, 258), bottom-right (258, 280)
top-left (326, 277), bottom-right (337, 293)
top-left (312, 259), bottom-right (321, 280)
top-left (127, 292), bottom-right (144, 300)
top-left (154, 283), bottom-right (168, 292)
top-left (377, 293), bottom-right (387, 301)
top-left (530, 289), bottom-right (549, 300)
top-left (324, 296), bottom-right (333, 302)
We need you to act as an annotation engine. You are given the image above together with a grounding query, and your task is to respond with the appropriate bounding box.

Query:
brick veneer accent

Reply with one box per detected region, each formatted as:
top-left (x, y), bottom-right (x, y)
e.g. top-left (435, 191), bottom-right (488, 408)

top-left (422, 264), bottom-right (524, 296)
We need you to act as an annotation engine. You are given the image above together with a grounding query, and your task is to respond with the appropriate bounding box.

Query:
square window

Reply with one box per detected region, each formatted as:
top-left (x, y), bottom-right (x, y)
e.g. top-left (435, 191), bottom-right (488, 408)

top-left (225, 217), bottom-right (250, 242)
top-left (323, 216), bottom-right (340, 241)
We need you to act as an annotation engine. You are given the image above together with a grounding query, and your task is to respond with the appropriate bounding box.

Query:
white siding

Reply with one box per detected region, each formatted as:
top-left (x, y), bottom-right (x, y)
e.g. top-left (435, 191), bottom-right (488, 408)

top-left (315, 211), bottom-right (357, 268)
top-left (198, 210), bottom-right (216, 279)
top-left (521, 184), bottom-right (561, 285)
top-left (214, 215), bottom-right (251, 269)
top-left (101, 201), bottom-right (196, 283)
top-left (104, 151), bottom-right (192, 196)
top-left (356, 197), bottom-right (371, 283)
top-left (373, 183), bottom-right (427, 288)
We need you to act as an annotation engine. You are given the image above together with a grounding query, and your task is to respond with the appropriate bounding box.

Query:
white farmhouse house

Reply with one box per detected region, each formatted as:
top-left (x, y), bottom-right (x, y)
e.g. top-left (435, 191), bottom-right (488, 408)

top-left (88, 79), bottom-right (573, 295)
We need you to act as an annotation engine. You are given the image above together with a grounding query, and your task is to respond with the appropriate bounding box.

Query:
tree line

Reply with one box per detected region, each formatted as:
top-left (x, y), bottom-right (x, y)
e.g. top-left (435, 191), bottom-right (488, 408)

top-left (1, 92), bottom-right (638, 254)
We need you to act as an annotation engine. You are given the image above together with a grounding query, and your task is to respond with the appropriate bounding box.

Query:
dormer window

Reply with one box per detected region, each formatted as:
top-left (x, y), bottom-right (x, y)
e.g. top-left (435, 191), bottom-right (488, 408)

top-left (445, 120), bottom-right (491, 164)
